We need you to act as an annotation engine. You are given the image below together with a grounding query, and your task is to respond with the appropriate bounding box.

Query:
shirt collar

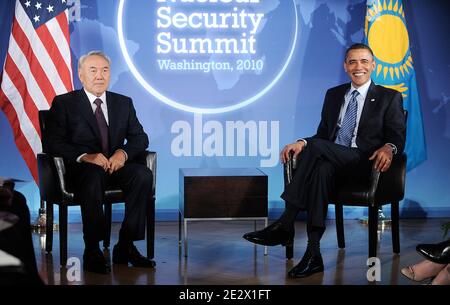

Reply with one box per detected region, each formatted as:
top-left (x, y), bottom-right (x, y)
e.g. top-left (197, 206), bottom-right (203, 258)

top-left (83, 88), bottom-right (106, 105)
top-left (350, 79), bottom-right (371, 100)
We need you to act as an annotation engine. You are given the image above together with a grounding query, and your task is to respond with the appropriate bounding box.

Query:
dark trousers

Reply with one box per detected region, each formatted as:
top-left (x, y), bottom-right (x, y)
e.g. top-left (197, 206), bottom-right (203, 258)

top-left (68, 162), bottom-right (153, 248)
top-left (281, 138), bottom-right (367, 229)
top-left (0, 191), bottom-right (43, 284)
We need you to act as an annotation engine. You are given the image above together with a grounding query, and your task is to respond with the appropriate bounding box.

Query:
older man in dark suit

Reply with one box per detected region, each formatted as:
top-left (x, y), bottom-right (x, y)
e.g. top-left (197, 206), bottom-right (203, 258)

top-left (243, 43), bottom-right (406, 278)
top-left (47, 51), bottom-right (155, 274)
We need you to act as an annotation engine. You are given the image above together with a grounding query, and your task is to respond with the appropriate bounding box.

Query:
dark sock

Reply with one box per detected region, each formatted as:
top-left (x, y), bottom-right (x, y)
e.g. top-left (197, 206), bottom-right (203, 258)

top-left (307, 226), bottom-right (325, 256)
top-left (278, 202), bottom-right (300, 230)
top-left (117, 229), bottom-right (133, 248)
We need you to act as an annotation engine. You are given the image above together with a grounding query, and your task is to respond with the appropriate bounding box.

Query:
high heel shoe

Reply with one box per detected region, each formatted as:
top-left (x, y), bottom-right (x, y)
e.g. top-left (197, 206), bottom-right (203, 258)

top-left (400, 260), bottom-right (444, 282)
top-left (401, 266), bottom-right (431, 282)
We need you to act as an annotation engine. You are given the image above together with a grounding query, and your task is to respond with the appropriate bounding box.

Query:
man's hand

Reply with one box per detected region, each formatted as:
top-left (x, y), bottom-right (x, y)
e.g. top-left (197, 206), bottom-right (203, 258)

top-left (107, 150), bottom-right (126, 174)
top-left (369, 144), bottom-right (394, 172)
top-left (80, 153), bottom-right (110, 171)
top-left (280, 141), bottom-right (306, 164)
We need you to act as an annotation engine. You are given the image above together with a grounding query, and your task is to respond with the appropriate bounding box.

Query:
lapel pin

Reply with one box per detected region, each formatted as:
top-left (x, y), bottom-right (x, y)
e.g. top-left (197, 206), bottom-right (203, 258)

top-left (371, 98), bottom-right (375, 101)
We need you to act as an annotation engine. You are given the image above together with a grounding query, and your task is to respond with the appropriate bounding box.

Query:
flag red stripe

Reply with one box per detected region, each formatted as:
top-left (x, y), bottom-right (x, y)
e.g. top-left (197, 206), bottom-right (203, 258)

top-left (11, 16), bottom-right (56, 104)
top-left (56, 12), bottom-right (73, 90)
top-left (0, 90), bottom-right (39, 182)
top-left (3, 54), bottom-right (41, 136)
top-left (36, 23), bottom-right (72, 93)
top-left (56, 12), bottom-right (71, 49)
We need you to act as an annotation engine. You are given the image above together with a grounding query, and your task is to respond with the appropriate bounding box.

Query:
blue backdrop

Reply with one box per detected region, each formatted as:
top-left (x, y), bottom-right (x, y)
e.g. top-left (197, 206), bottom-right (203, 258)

top-left (1, 0), bottom-right (449, 222)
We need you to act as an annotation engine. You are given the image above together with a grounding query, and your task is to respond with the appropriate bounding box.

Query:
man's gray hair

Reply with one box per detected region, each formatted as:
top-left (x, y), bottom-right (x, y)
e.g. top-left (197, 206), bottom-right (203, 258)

top-left (78, 51), bottom-right (111, 70)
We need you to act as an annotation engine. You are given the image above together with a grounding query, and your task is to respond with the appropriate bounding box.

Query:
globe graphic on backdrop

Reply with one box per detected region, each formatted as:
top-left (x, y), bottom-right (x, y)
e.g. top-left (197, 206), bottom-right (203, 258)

top-left (117, 0), bottom-right (298, 113)
top-left (70, 1), bottom-right (363, 113)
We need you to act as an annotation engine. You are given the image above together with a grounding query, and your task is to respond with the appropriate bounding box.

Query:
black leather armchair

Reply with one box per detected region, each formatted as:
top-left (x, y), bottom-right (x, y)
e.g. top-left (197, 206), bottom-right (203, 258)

top-left (283, 150), bottom-right (406, 259)
top-left (37, 110), bottom-right (156, 266)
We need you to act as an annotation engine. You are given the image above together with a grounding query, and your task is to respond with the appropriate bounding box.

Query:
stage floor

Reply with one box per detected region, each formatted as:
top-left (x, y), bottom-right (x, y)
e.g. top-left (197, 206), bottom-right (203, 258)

top-left (32, 218), bottom-right (449, 285)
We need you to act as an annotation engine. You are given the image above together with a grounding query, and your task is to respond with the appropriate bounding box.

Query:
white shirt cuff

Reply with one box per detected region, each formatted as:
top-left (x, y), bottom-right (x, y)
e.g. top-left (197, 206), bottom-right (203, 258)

top-left (296, 138), bottom-right (307, 147)
top-left (76, 153), bottom-right (87, 163)
top-left (116, 149), bottom-right (128, 161)
top-left (386, 143), bottom-right (397, 155)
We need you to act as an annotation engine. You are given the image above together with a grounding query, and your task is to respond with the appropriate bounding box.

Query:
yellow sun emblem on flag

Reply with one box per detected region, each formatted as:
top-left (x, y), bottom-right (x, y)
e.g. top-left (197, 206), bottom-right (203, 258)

top-left (365, 0), bottom-right (413, 97)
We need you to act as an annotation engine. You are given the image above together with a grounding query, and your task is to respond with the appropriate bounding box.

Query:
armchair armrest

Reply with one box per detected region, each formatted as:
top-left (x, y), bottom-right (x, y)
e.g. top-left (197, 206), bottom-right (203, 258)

top-left (283, 152), bottom-right (297, 185)
top-left (283, 152), bottom-right (384, 206)
top-left (375, 153), bottom-right (406, 204)
top-left (367, 167), bottom-right (381, 207)
top-left (38, 150), bottom-right (158, 204)
top-left (37, 153), bottom-right (73, 203)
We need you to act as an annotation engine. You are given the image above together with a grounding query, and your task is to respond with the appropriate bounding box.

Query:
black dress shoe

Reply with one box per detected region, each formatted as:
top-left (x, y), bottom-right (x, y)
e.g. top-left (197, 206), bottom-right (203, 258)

top-left (242, 221), bottom-right (294, 246)
top-left (83, 249), bottom-right (110, 274)
top-left (416, 239), bottom-right (450, 264)
top-left (113, 244), bottom-right (156, 268)
top-left (288, 251), bottom-right (324, 278)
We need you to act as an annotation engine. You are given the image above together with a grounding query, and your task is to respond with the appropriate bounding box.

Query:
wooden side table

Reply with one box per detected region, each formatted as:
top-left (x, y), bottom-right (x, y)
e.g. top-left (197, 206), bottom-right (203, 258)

top-left (179, 168), bottom-right (268, 257)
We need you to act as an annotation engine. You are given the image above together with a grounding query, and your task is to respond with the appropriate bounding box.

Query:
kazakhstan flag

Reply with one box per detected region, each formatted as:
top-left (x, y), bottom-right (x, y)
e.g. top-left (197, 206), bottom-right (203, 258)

top-left (364, 0), bottom-right (427, 170)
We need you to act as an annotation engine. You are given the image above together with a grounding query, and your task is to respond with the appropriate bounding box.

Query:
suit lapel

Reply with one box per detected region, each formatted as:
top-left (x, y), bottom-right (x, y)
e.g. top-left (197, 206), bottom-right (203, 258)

top-left (358, 81), bottom-right (378, 132)
top-left (78, 90), bottom-right (101, 140)
top-left (106, 91), bottom-right (118, 148)
top-left (329, 84), bottom-right (350, 140)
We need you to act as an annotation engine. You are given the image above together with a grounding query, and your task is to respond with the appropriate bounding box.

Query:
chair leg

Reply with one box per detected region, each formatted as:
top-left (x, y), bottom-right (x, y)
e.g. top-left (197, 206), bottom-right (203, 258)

top-left (286, 242), bottom-right (294, 260)
top-left (45, 202), bottom-right (54, 253)
top-left (391, 201), bottom-right (400, 254)
top-left (103, 203), bottom-right (112, 249)
top-left (59, 205), bottom-right (68, 267)
top-left (146, 197), bottom-right (155, 259)
top-left (335, 204), bottom-right (345, 248)
top-left (368, 205), bottom-right (378, 258)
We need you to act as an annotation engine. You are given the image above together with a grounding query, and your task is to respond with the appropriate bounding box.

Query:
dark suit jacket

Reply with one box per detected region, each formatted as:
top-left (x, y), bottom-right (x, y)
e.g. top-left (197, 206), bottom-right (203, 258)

top-left (306, 81), bottom-right (406, 155)
top-left (46, 89), bottom-right (148, 163)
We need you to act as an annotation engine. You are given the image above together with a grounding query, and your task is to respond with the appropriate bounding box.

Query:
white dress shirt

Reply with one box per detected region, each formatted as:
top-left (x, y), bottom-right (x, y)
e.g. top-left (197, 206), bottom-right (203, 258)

top-left (76, 89), bottom-right (128, 162)
top-left (336, 79), bottom-right (371, 148)
top-left (84, 89), bottom-right (109, 125)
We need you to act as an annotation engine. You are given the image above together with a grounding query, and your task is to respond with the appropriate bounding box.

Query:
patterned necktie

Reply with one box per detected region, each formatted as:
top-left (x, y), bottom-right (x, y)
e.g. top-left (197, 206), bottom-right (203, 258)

top-left (335, 90), bottom-right (359, 147)
top-left (93, 98), bottom-right (109, 155)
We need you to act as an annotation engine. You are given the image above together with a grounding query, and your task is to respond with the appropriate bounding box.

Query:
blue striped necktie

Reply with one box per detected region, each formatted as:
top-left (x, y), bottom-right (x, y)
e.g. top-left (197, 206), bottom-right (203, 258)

top-left (335, 90), bottom-right (359, 147)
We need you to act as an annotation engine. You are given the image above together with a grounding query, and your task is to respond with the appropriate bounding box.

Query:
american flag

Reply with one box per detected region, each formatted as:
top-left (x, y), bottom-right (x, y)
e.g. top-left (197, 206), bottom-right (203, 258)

top-left (0, 0), bottom-right (73, 182)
